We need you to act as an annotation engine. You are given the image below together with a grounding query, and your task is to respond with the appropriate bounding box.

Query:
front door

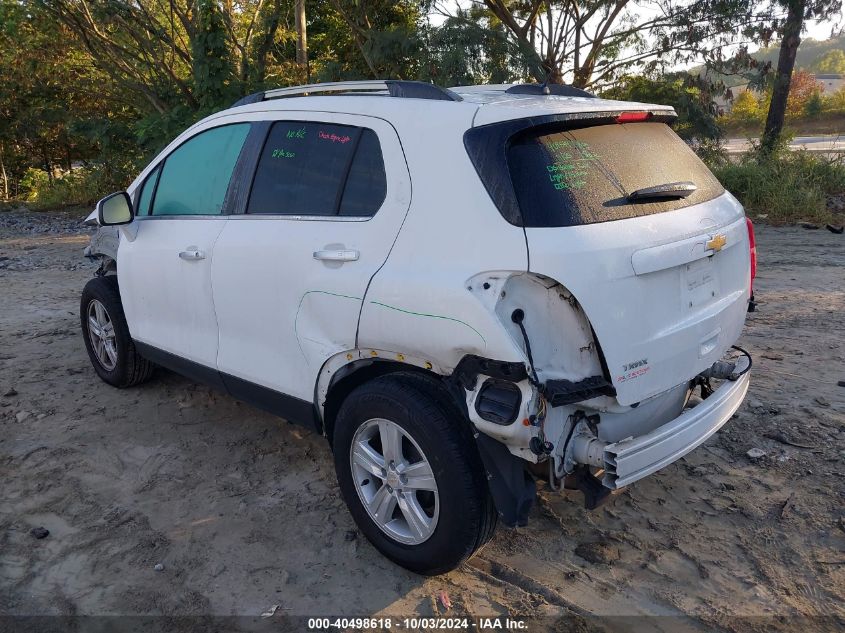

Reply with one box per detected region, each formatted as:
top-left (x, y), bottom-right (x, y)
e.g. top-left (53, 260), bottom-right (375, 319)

top-left (118, 122), bottom-right (251, 371)
top-left (212, 114), bottom-right (411, 406)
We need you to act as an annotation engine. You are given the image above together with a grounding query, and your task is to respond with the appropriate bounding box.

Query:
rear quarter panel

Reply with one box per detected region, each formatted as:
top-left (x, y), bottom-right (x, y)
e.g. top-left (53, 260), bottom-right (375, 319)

top-left (356, 112), bottom-right (530, 370)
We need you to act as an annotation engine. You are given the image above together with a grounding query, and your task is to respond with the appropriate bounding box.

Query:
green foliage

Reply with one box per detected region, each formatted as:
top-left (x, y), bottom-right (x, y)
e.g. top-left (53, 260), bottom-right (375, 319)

top-left (813, 49), bottom-right (845, 74)
top-left (0, 0), bottom-right (130, 197)
top-left (0, 0), bottom-right (427, 201)
top-left (21, 162), bottom-right (137, 210)
top-left (822, 87), bottom-right (845, 113)
top-left (309, 0), bottom-right (423, 81)
top-left (418, 7), bottom-right (530, 86)
top-left (693, 138), bottom-right (730, 166)
top-left (804, 91), bottom-right (824, 117)
top-left (3, 0), bottom-right (841, 208)
top-left (730, 90), bottom-right (766, 126)
top-left (18, 168), bottom-right (50, 200)
top-left (192, 0), bottom-right (238, 111)
top-left (707, 145), bottom-right (845, 224)
top-left (600, 75), bottom-right (721, 140)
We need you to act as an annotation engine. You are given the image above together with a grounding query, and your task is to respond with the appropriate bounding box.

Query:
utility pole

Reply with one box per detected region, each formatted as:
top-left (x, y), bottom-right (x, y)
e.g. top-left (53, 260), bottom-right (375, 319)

top-left (295, 0), bottom-right (310, 82)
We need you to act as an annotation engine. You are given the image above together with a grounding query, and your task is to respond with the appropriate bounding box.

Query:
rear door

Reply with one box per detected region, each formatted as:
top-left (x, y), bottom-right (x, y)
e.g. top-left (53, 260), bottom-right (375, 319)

top-left (212, 113), bottom-right (411, 405)
top-left (118, 122), bottom-right (251, 372)
top-left (506, 121), bottom-right (751, 405)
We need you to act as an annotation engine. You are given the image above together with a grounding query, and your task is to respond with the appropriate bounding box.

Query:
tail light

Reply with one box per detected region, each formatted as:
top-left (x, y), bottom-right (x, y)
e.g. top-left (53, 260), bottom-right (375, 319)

top-left (746, 217), bottom-right (757, 285)
top-left (746, 217), bottom-right (757, 312)
top-left (616, 112), bottom-right (651, 123)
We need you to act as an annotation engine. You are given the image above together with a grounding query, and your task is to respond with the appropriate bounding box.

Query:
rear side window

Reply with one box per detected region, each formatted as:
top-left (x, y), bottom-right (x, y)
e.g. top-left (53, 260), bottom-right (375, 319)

top-left (247, 122), bottom-right (386, 217)
top-left (152, 123), bottom-right (250, 216)
top-left (339, 130), bottom-right (387, 216)
top-left (507, 122), bottom-right (724, 227)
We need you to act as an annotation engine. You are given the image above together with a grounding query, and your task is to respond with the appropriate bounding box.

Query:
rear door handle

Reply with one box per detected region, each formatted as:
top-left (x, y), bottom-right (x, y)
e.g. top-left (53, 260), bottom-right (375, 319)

top-left (179, 249), bottom-right (206, 261)
top-left (313, 249), bottom-right (359, 262)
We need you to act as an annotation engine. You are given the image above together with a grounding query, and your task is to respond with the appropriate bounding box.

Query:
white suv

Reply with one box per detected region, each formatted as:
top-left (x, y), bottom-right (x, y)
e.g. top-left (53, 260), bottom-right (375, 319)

top-left (82, 81), bottom-right (754, 575)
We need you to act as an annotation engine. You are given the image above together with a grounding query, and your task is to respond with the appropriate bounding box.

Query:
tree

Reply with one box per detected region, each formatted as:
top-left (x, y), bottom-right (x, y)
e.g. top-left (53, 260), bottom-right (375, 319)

top-left (823, 87), bottom-right (845, 114)
top-left (601, 74), bottom-right (721, 140)
top-left (729, 89), bottom-right (764, 126)
top-left (310, 0), bottom-right (422, 80)
top-left (804, 90), bottom-right (823, 117)
top-left (429, 1), bottom-right (765, 88)
top-left (192, 0), bottom-right (237, 109)
top-left (786, 69), bottom-right (821, 117)
top-left (761, 0), bottom-right (841, 151)
top-left (419, 4), bottom-right (529, 86)
top-left (2, 0), bottom-right (425, 200)
top-left (0, 0), bottom-right (130, 196)
top-left (295, 0), bottom-right (309, 80)
top-left (813, 48), bottom-right (845, 73)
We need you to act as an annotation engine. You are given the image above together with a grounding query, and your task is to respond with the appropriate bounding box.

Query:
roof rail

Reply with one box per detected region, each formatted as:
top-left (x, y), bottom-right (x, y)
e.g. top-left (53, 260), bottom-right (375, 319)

top-left (505, 83), bottom-right (596, 99)
top-left (230, 80), bottom-right (462, 108)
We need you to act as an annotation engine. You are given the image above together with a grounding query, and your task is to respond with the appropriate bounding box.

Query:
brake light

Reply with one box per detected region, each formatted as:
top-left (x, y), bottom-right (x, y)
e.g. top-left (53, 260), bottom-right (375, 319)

top-left (746, 217), bottom-right (757, 286)
top-left (616, 112), bottom-right (651, 123)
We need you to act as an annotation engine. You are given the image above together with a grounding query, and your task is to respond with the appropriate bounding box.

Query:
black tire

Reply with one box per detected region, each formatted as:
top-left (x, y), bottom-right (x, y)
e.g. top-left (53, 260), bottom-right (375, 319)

top-left (80, 275), bottom-right (154, 388)
top-left (333, 373), bottom-right (497, 575)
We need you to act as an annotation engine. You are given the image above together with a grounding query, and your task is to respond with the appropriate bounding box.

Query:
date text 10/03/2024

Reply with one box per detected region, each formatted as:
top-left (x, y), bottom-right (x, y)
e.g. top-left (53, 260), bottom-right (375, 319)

top-left (307, 617), bottom-right (529, 630)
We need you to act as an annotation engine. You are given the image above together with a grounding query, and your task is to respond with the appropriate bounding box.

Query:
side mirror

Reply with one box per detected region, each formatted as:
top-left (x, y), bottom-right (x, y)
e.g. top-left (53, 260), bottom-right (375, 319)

top-left (97, 191), bottom-right (134, 226)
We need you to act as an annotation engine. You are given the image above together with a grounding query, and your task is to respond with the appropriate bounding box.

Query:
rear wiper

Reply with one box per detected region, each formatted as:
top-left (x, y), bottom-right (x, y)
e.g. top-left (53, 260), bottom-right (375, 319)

top-left (628, 181), bottom-right (697, 202)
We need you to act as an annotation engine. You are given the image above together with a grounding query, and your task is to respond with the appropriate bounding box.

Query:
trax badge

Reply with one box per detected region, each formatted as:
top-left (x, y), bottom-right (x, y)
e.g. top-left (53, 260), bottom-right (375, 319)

top-left (706, 233), bottom-right (727, 252)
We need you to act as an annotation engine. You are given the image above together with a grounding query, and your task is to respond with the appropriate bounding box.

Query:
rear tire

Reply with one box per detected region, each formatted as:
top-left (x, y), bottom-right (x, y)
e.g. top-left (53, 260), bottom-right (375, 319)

top-left (333, 373), bottom-right (497, 575)
top-left (80, 275), bottom-right (154, 388)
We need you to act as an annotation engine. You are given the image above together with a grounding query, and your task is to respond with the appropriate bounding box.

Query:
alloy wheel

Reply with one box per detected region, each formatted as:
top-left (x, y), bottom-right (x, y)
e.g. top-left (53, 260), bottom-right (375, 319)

top-left (87, 299), bottom-right (118, 371)
top-left (349, 417), bottom-right (440, 545)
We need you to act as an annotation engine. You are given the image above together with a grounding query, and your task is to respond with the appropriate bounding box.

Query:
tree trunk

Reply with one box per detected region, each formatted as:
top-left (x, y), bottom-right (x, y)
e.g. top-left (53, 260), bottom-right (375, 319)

top-left (295, 0), bottom-right (309, 82)
top-left (762, 0), bottom-right (804, 152)
top-left (43, 146), bottom-right (53, 183)
top-left (0, 146), bottom-right (8, 200)
top-left (544, 60), bottom-right (563, 84)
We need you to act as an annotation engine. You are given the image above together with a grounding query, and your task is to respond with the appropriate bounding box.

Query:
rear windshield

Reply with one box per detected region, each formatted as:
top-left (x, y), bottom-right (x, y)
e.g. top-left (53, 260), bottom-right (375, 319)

top-left (507, 122), bottom-right (724, 227)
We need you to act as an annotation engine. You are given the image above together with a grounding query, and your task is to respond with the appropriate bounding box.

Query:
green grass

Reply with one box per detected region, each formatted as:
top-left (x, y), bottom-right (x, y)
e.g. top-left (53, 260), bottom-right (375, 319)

top-left (706, 147), bottom-right (845, 225)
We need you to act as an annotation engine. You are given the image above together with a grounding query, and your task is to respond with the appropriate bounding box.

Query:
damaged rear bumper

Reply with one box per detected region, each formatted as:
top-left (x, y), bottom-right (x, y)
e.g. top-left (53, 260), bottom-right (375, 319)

top-left (579, 372), bottom-right (750, 489)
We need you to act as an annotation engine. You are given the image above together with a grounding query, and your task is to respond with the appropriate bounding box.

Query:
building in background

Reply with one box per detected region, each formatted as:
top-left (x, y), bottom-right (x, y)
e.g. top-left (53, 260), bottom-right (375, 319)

top-left (714, 73), bottom-right (843, 113)
top-left (815, 74), bottom-right (844, 93)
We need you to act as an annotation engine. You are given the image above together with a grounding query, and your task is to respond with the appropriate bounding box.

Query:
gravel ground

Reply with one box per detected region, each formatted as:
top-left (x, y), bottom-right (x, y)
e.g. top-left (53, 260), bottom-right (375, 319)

top-left (1, 207), bottom-right (843, 632)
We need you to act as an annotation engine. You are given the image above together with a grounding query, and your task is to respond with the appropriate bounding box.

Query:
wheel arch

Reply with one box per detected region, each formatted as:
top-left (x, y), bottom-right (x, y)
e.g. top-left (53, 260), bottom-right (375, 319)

top-left (319, 353), bottom-right (468, 445)
top-left (320, 351), bottom-right (539, 529)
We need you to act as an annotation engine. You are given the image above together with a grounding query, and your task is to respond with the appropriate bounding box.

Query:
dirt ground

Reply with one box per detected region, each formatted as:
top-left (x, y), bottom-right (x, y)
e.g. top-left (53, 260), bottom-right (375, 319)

top-left (1, 208), bottom-right (843, 632)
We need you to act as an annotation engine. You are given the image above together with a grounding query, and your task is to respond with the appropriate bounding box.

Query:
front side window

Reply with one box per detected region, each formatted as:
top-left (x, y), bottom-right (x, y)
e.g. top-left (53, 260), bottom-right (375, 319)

top-left (135, 164), bottom-right (161, 217)
top-left (151, 123), bottom-right (251, 216)
top-left (247, 121), bottom-right (386, 217)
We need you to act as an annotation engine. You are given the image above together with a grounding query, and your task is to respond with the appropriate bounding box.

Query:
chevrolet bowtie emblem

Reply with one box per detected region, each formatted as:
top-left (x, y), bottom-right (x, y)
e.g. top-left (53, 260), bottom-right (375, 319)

top-left (706, 233), bottom-right (727, 252)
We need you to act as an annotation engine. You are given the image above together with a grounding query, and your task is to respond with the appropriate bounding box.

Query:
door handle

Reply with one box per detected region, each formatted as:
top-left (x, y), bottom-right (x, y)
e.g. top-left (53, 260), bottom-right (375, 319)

top-left (313, 249), bottom-right (359, 262)
top-left (179, 249), bottom-right (206, 261)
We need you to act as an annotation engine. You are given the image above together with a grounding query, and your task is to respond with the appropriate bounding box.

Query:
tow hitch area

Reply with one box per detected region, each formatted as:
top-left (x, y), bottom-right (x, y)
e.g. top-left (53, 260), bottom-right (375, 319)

top-left (549, 350), bottom-right (752, 499)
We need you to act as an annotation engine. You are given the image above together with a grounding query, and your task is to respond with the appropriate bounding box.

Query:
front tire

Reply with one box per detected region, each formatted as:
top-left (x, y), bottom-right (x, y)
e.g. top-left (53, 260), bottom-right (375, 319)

top-left (80, 275), bottom-right (154, 388)
top-left (333, 374), bottom-right (497, 575)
